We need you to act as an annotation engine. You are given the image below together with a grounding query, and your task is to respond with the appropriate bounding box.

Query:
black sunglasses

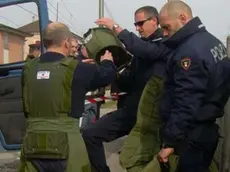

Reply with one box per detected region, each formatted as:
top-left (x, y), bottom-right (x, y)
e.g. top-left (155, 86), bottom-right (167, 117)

top-left (134, 17), bottom-right (152, 27)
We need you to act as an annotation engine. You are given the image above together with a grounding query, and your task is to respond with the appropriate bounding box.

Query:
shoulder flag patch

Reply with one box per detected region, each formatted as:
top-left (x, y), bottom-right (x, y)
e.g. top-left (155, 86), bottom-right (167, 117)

top-left (37, 71), bottom-right (50, 80)
top-left (181, 58), bottom-right (191, 70)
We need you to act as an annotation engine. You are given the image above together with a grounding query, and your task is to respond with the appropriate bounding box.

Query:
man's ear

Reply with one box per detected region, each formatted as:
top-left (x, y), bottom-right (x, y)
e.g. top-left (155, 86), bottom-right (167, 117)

top-left (150, 16), bottom-right (158, 26)
top-left (179, 14), bottom-right (187, 25)
top-left (64, 38), bottom-right (70, 49)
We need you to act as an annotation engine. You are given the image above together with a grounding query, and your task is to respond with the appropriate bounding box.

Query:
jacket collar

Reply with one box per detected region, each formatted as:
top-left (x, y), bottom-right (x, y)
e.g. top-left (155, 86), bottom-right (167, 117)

top-left (142, 28), bottom-right (163, 42)
top-left (40, 52), bottom-right (65, 62)
top-left (163, 17), bottom-right (206, 49)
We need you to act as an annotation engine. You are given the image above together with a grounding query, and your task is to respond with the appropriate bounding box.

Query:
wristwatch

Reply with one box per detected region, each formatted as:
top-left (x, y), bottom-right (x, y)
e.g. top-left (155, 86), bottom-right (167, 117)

top-left (112, 24), bottom-right (119, 31)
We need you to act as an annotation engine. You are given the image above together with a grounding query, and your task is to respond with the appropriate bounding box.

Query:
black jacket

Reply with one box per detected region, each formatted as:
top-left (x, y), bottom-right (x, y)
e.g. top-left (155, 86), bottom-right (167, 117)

top-left (159, 17), bottom-right (230, 147)
top-left (115, 28), bottom-right (170, 117)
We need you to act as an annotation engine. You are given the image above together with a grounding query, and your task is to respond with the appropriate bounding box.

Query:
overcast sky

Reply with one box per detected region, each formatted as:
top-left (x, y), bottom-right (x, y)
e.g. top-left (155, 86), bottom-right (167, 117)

top-left (0, 0), bottom-right (230, 44)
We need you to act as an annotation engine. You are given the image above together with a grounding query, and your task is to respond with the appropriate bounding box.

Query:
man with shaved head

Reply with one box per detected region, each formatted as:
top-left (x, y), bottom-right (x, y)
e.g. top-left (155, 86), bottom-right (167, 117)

top-left (19, 22), bottom-right (116, 172)
top-left (157, 1), bottom-right (230, 172)
top-left (159, 0), bottom-right (193, 37)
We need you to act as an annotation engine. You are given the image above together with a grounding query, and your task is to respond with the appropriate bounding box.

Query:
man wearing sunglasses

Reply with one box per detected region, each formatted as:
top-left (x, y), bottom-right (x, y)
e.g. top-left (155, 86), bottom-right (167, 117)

top-left (134, 16), bottom-right (157, 38)
top-left (82, 6), bottom-right (171, 172)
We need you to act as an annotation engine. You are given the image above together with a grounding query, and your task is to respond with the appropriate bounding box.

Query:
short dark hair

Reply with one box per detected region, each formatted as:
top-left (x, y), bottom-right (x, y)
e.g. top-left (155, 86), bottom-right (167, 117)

top-left (135, 6), bottom-right (159, 25)
top-left (42, 23), bottom-right (72, 49)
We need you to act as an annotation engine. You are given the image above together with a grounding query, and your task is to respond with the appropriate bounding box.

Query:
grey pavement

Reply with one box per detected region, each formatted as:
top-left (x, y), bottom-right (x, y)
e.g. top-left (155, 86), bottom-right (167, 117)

top-left (0, 106), bottom-right (127, 172)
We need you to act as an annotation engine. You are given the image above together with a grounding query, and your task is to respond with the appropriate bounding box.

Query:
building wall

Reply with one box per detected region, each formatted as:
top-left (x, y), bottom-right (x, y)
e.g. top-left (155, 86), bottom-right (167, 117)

top-left (9, 34), bottom-right (25, 63)
top-left (0, 31), bottom-right (25, 64)
top-left (0, 32), bottom-right (3, 64)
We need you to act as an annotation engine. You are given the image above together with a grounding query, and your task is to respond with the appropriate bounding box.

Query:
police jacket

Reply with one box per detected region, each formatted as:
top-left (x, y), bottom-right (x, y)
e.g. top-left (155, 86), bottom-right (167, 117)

top-left (74, 54), bottom-right (106, 99)
top-left (115, 28), bottom-right (170, 116)
top-left (23, 52), bottom-right (116, 118)
top-left (159, 17), bottom-right (229, 147)
top-left (74, 54), bottom-right (86, 61)
top-left (118, 29), bottom-right (171, 62)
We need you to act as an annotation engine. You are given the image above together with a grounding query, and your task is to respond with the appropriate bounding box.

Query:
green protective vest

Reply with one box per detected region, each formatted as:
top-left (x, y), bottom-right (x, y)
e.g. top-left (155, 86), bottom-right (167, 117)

top-left (83, 27), bottom-right (132, 69)
top-left (19, 57), bottom-right (90, 172)
top-left (119, 76), bottom-right (218, 172)
top-left (23, 57), bottom-right (76, 118)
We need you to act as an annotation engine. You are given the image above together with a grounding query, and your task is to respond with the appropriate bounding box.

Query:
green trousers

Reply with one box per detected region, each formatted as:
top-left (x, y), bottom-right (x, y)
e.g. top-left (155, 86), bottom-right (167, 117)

top-left (119, 76), bottom-right (218, 172)
top-left (119, 76), bottom-right (164, 171)
top-left (19, 117), bottom-right (90, 172)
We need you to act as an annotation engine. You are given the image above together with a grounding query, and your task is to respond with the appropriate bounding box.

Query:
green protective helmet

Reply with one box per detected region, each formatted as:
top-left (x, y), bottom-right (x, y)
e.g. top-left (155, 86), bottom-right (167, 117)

top-left (83, 27), bottom-right (132, 69)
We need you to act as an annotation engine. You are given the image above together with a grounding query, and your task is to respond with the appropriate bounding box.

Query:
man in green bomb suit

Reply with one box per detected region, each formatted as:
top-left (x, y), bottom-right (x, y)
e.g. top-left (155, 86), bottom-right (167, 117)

top-left (19, 22), bottom-right (116, 172)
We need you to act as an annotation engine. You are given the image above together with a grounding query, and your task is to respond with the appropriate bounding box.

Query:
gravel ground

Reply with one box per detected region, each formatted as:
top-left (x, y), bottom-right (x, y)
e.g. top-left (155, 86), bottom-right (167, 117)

top-left (0, 160), bottom-right (20, 172)
top-left (0, 105), bottom-right (126, 172)
top-left (0, 151), bottom-right (20, 172)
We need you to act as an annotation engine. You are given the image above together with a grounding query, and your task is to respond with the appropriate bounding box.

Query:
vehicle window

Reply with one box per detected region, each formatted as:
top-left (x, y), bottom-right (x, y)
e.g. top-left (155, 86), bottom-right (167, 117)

top-left (0, 2), bottom-right (40, 64)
